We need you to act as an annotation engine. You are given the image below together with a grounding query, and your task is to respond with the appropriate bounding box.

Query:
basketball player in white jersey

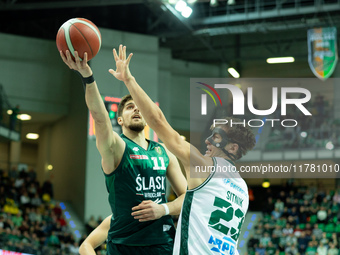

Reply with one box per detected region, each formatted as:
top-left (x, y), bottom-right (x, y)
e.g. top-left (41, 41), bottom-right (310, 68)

top-left (109, 45), bottom-right (256, 255)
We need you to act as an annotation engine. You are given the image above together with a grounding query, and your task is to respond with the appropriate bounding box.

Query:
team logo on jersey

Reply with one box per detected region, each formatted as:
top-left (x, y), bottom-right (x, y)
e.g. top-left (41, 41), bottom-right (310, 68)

top-left (133, 147), bottom-right (139, 152)
top-left (154, 146), bottom-right (162, 155)
top-left (135, 175), bottom-right (166, 199)
top-left (208, 235), bottom-right (236, 255)
top-left (130, 155), bottom-right (149, 160)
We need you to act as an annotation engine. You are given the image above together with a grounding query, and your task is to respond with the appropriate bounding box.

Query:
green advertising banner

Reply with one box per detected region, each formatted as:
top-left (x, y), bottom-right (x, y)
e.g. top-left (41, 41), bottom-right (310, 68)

top-left (307, 27), bottom-right (338, 80)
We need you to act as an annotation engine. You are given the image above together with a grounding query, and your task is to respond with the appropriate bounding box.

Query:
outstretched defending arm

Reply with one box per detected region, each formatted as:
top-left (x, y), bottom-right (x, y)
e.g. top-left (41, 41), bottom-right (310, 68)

top-left (60, 50), bottom-right (125, 174)
top-left (109, 45), bottom-right (191, 169)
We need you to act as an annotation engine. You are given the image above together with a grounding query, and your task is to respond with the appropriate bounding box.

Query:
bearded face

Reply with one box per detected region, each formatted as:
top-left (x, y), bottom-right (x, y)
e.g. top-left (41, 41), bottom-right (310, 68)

top-left (119, 100), bottom-right (146, 132)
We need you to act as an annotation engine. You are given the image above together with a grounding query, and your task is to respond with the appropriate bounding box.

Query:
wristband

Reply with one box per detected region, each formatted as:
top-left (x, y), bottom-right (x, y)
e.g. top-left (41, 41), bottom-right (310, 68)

top-left (73, 71), bottom-right (94, 92)
top-left (82, 74), bottom-right (95, 84)
top-left (161, 204), bottom-right (170, 216)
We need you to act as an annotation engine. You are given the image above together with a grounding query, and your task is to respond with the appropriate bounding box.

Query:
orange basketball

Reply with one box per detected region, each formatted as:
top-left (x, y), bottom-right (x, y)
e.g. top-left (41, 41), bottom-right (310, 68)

top-left (56, 18), bottom-right (101, 61)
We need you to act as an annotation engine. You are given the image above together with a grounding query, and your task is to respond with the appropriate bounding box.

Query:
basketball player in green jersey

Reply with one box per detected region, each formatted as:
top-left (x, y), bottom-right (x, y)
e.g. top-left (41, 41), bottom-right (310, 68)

top-left (59, 50), bottom-right (187, 255)
top-left (110, 45), bottom-right (256, 255)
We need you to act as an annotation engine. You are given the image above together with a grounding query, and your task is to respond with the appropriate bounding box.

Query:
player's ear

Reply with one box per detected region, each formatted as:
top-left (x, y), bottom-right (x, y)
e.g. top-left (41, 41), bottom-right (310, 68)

top-left (227, 143), bottom-right (239, 154)
top-left (117, 116), bottom-right (123, 126)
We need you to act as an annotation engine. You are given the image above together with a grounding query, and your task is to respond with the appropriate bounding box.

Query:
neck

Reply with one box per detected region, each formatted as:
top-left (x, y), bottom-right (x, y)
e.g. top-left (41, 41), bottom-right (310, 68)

top-left (123, 128), bottom-right (148, 149)
top-left (221, 150), bottom-right (236, 162)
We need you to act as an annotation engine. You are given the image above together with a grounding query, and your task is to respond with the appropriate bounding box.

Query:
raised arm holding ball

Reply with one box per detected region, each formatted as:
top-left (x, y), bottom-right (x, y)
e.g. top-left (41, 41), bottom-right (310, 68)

top-left (59, 46), bottom-right (186, 255)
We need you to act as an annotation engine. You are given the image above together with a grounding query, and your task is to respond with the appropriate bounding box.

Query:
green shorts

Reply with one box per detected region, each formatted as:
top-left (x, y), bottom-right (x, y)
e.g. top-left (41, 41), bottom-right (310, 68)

top-left (107, 241), bottom-right (174, 255)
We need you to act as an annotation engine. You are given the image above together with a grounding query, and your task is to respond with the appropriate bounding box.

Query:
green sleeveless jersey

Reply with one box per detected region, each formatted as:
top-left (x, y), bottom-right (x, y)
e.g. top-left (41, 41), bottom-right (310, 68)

top-left (104, 134), bottom-right (175, 245)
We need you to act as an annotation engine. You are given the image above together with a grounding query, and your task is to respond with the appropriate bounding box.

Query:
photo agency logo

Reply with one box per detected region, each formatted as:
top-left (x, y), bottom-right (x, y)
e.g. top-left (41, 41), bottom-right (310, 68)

top-left (197, 82), bottom-right (223, 114)
top-left (197, 82), bottom-right (312, 128)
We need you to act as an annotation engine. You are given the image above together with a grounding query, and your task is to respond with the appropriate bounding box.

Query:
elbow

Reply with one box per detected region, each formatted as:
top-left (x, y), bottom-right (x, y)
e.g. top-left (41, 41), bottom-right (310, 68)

top-left (79, 242), bottom-right (90, 255)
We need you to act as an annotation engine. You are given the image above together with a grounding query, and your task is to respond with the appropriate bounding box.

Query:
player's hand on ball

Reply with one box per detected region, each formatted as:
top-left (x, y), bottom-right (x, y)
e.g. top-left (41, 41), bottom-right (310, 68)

top-left (109, 44), bottom-right (133, 83)
top-left (59, 50), bottom-right (92, 78)
top-left (131, 200), bottom-right (166, 222)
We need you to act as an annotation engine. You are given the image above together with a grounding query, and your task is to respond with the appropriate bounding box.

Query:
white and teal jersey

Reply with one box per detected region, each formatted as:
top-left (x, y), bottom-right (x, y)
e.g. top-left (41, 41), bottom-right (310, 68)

top-left (174, 157), bottom-right (249, 255)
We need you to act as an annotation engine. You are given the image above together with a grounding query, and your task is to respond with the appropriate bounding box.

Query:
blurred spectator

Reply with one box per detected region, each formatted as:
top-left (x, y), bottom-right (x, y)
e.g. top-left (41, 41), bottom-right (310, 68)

top-left (20, 191), bottom-right (30, 208)
top-left (285, 243), bottom-right (299, 255)
top-left (31, 193), bottom-right (42, 208)
top-left (330, 233), bottom-right (338, 246)
top-left (314, 93), bottom-right (325, 117)
top-left (298, 206), bottom-right (308, 223)
top-left (272, 225), bottom-right (282, 238)
top-left (14, 177), bottom-right (25, 191)
top-left (281, 206), bottom-right (289, 218)
top-left (42, 179), bottom-right (54, 199)
top-left (286, 233), bottom-right (298, 246)
top-left (303, 189), bottom-right (313, 201)
top-left (328, 242), bottom-right (339, 255)
top-left (53, 204), bottom-right (62, 217)
top-left (85, 215), bottom-right (98, 235)
top-left (27, 182), bottom-right (38, 198)
top-left (320, 232), bottom-right (329, 245)
top-left (310, 198), bottom-right (319, 214)
top-left (305, 241), bottom-right (317, 255)
top-left (263, 197), bottom-right (275, 214)
top-left (27, 168), bottom-right (37, 182)
top-left (265, 241), bottom-right (276, 255)
top-left (293, 225), bottom-right (303, 238)
top-left (12, 212), bottom-right (23, 227)
top-left (255, 244), bottom-right (266, 255)
top-left (317, 242), bottom-right (328, 255)
top-left (321, 197), bottom-right (330, 208)
top-left (260, 232), bottom-right (271, 247)
top-left (8, 166), bottom-right (18, 180)
top-left (274, 198), bottom-right (284, 212)
top-left (68, 241), bottom-right (79, 254)
top-left (47, 231), bottom-right (60, 247)
top-left (248, 235), bottom-right (259, 249)
top-left (333, 190), bottom-right (340, 204)
top-left (283, 223), bottom-right (294, 235)
top-left (271, 208), bottom-right (281, 219)
top-left (312, 224), bottom-right (323, 240)
top-left (297, 232), bottom-right (310, 253)
top-left (58, 215), bottom-right (67, 227)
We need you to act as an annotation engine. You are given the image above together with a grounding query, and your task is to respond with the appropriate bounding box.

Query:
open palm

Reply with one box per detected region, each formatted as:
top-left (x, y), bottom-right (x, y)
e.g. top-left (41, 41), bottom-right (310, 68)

top-left (109, 44), bottom-right (133, 82)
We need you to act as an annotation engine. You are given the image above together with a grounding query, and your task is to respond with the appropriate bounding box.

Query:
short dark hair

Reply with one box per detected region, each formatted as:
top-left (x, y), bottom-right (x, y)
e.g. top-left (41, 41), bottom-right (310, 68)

top-left (117, 94), bottom-right (133, 117)
top-left (212, 117), bottom-right (256, 160)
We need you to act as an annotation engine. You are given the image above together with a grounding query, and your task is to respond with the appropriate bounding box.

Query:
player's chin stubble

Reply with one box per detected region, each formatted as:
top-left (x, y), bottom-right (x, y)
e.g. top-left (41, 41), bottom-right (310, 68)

top-left (128, 123), bottom-right (145, 132)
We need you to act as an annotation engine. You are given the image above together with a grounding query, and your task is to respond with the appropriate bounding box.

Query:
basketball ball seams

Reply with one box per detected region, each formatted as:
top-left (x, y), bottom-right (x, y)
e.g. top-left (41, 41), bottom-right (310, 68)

top-left (56, 18), bottom-right (101, 61)
top-left (71, 23), bottom-right (94, 57)
top-left (62, 21), bottom-right (79, 60)
top-left (74, 18), bottom-right (102, 46)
